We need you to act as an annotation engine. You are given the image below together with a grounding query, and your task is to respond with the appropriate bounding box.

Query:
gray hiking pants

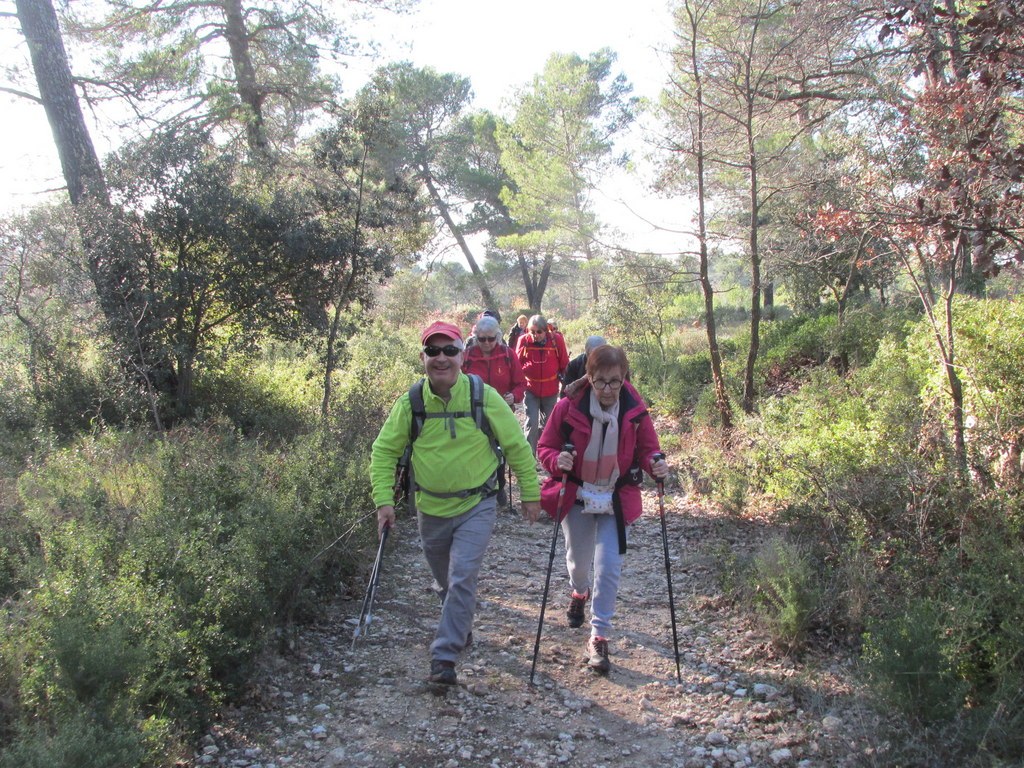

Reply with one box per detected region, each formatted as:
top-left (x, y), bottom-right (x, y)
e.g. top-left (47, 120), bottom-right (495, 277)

top-left (561, 501), bottom-right (625, 639)
top-left (418, 495), bottom-right (497, 663)
top-left (524, 391), bottom-right (558, 453)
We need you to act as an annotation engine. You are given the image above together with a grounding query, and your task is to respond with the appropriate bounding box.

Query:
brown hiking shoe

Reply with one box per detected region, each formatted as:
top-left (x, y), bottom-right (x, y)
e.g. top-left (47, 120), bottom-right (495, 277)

top-left (587, 636), bottom-right (610, 674)
top-left (566, 589), bottom-right (589, 628)
top-left (428, 659), bottom-right (457, 686)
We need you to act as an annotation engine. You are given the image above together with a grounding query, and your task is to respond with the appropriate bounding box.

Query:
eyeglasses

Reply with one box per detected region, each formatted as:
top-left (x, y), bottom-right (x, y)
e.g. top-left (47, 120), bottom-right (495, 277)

top-left (423, 344), bottom-right (463, 357)
top-left (529, 328), bottom-right (545, 334)
top-left (592, 378), bottom-right (623, 391)
top-left (476, 335), bottom-right (497, 342)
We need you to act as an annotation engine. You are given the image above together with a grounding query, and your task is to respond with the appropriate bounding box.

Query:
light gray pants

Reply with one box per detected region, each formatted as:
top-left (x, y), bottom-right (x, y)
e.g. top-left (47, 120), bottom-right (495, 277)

top-left (524, 391), bottom-right (558, 453)
top-left (418, 496), bottom-right (497, 663)
top-left (561, 502), bottom-right (624, 639)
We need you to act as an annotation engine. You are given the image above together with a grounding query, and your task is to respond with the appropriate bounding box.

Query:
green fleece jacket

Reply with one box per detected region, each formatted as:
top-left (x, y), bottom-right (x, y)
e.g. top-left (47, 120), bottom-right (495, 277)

top-left (371, 373), bottom-right (541, 517)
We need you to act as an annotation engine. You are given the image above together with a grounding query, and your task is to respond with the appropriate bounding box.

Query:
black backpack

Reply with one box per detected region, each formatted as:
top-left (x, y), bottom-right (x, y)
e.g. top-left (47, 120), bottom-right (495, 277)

top-left (394, 373), bottom-right (504, 513)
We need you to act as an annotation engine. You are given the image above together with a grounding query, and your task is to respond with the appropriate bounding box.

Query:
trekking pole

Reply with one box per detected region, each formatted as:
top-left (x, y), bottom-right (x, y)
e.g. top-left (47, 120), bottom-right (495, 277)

top-left (530, 442), bottom-right (574, 685)
top-left (352, 523), bottom-right (390, 650)
top-left (507, 460), bottom-right (514, 513)
top-left (653, 452), bottom-right (682, 683)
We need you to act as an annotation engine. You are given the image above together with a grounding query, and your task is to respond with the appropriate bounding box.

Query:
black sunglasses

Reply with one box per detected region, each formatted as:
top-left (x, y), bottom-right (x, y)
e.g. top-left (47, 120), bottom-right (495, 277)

top-left (476, 335), bottom-right (497, 342)
top-left (423, 344), bottom-right (462, 357)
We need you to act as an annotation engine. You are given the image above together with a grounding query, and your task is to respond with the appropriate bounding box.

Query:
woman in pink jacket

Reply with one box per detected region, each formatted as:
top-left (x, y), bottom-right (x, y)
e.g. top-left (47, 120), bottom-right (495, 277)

top-left (537, 345), bottom-right (669, 674)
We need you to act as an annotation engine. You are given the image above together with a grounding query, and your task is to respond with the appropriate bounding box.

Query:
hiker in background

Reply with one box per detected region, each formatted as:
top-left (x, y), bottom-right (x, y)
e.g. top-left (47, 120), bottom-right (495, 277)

top-left (515, 315), bottom-right (569, 454)
top-left (537, 344), bottom-right (669, 674)
top-left (507, 314), bottom-right (528, 352)
top-left (561, 335), bottom-right (606, 399)
top-left (547, 320), bottom-right (565, 351)
top-left (462, 314), bottom-right (526, 506)
top-left (465, 310), bottom-right (503, 349)
top-left (370, 321), bottom-right (541, 687)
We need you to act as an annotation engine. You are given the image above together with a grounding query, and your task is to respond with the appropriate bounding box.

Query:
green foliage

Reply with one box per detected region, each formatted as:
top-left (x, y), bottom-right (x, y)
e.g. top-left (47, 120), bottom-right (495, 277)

top-left (0, 708), bottom-right (147, 768)
top-left (2, 407), bottom-right (377, 764)
top-left (908, 298), bottom-right (1024, 488)
top-left (680, 424), bottom-right (753, 512)
top-left (192, 349), bottom-right (320, 440)
top-left (746, 537), bottom-right (822, 653)
top-left (945, 496), bottom-right (1024, 757)
top-left (331, 320), bottom-right (422, 414)
top-left (754, 339), bottom-right (927, 538)
top-left (862, 599), bottom-right (967, 724)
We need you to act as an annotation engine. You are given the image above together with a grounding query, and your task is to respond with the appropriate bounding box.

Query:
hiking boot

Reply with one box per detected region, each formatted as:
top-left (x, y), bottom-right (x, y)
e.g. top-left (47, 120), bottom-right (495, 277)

top-left (566, 589), bottom-right (589, 629)
top-left (428, 659), bottom-right (457, 686)
top-left (587, 636), bottom-right (611, 674)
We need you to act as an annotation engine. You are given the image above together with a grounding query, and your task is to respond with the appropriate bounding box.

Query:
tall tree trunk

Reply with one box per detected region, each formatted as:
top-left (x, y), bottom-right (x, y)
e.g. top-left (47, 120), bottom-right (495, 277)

top-left (762, 280), bottom-right (774, 319)
top-left (742, 138), bottom-right (762, 415)
top-left (222, 0), bottom-right (270, 160)
top-left (571, 190), bottom-right (599, 302)
top-left (16, 0), bottom-right (106, 207)
top-left (684, 1), bottom-right (732, 430)
top-left (423, 175), bottom-right (497, 310)
top-left (516, 253), bottom-right (538, 309)
top-left (17, 0), bottom-right (170, 426)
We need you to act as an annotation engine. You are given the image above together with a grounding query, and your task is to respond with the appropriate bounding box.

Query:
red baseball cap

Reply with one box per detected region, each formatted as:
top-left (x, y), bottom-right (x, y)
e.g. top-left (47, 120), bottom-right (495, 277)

top-left (420, 321), bottom-right (463, 345)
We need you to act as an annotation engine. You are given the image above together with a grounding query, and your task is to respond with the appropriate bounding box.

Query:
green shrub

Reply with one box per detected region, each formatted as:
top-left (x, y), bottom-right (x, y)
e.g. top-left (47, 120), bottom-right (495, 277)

top-left (192, 348), bottom-right (320, 440)
top-left (753, 339), bottom-right (927, 539)
top-left (0, 708), bottom-right (148, 768)
top-left (862, 598), bottom-right (967, 724)
top-left (907, 298), bottom-right (1024, 489)
top-left (746, 536), bottom-right (822, 653)
top-left (4, 411), bottom-right (377, 765)
top-left (331, 321), bottom-right (422, 414)
top-left (679, 424), bottom-right (753, 512)
top-left (757, 312), bottom-right (837, 373)
top-left (950, 496), bottom-right (1024, 758)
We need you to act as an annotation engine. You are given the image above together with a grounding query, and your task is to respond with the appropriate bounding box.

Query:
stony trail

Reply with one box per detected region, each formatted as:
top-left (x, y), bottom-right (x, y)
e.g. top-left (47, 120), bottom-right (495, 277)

top-left (190, 483), bottom-right (892, 768)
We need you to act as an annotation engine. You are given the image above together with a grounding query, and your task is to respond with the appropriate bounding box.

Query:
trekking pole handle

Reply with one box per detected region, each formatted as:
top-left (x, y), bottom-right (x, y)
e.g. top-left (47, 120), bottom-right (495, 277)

top-left (652, 452), bottom-right (666, 490)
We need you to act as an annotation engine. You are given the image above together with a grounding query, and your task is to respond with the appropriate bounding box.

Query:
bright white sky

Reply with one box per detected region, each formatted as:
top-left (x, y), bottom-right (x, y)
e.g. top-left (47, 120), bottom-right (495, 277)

top-left (0, 0), bottom-right (693, 256)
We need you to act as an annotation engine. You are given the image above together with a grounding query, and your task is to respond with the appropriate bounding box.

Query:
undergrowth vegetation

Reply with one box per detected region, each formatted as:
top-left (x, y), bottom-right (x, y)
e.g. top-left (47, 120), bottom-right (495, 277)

top-left (0, 331), bottom-right (394, 765)
top-left (657, 297), bottom-right (1024, 766)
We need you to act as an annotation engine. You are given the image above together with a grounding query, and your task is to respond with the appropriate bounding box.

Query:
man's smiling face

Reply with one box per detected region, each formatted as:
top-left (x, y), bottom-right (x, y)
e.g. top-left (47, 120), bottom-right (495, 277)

top-left (421, 333), bottom-right (463, 391)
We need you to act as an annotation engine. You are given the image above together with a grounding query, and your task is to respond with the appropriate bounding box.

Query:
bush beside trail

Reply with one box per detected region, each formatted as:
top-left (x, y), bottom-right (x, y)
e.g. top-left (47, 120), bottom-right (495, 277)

top-left (0, 411), bottom-right (380, 766)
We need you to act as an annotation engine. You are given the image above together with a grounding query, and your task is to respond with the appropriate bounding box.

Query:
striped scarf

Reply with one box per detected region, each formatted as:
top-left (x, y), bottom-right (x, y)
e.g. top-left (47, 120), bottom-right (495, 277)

top-left (580, 390), bottom-right (620, 487)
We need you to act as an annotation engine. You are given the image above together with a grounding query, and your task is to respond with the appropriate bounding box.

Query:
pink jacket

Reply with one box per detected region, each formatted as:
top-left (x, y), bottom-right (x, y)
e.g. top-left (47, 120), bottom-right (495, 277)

top-left (537, 380), bottom-right (662, 523)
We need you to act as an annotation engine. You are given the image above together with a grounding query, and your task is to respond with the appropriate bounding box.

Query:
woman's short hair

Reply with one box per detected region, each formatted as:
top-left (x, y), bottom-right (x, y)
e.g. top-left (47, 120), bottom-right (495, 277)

top-left (474, 315), bottom-right (500, 336)
top-left (528, 314), bottom-right (547, 331)
top-left (517, 314), bottom-right (528, 323)
top-left (586, 344), bottom-right (629, 380)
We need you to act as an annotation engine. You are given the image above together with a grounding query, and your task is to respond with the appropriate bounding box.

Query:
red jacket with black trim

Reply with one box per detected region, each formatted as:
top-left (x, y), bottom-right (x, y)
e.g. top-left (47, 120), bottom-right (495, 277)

top-left (536, 380), bottom-right (662, 524)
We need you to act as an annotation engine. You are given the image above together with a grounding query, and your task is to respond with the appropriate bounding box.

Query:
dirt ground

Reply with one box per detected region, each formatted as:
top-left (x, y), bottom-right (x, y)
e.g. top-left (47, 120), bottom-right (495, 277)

top-left (189, 476), bottom-right (903, 768)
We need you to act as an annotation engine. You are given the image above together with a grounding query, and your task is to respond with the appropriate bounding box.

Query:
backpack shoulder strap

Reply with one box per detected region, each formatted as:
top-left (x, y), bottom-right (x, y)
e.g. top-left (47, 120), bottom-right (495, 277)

top-left (467, 373), bottom-right (489, 435)
top-left (408, 378), bottom-right (426, 442)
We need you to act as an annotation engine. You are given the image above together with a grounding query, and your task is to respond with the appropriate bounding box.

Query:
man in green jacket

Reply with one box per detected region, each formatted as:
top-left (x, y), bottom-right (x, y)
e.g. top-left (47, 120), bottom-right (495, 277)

top-left (371, 320), bottom-right (541, 686)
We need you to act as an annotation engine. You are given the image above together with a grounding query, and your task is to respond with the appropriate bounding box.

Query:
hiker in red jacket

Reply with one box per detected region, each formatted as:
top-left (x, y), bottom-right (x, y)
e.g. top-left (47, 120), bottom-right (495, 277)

top-left (515, 314), bottom-right (569, 454)
top-left (462, 314), bottom-right (526, 504)
top-left (537, 344), bottom-right (669, 674)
